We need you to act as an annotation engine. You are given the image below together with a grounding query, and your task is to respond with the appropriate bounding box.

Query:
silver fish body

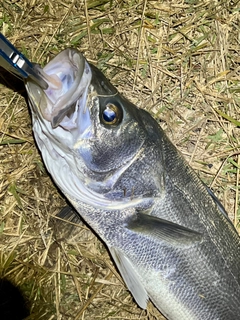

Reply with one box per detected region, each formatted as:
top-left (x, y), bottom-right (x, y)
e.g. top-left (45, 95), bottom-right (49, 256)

top-left (26, 49), bottom-right (240, 320)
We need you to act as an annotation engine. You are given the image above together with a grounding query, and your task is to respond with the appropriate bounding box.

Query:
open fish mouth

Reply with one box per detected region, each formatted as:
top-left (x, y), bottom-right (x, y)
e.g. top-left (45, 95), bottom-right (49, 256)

top-left (26, 48), bottom-right (92, 131)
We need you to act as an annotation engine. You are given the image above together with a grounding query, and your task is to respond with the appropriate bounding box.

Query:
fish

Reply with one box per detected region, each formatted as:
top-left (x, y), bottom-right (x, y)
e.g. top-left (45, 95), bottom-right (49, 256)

top-left (25, 48), bottom-right (240, 320)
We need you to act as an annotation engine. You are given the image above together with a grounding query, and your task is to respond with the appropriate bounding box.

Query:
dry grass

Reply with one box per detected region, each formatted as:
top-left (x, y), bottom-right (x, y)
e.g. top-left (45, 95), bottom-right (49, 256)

top-left (0, 0), bottom-right (239, 319)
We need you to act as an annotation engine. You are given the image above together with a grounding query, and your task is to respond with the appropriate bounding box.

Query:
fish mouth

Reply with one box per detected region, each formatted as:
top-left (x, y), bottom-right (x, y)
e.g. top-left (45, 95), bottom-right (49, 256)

top-left (26, 48), bottom-right (92, 131)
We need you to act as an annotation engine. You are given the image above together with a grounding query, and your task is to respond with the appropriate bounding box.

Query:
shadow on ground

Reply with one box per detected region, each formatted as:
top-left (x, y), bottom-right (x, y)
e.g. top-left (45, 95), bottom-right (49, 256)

top-left (0, 278), bottom-right (29, 320)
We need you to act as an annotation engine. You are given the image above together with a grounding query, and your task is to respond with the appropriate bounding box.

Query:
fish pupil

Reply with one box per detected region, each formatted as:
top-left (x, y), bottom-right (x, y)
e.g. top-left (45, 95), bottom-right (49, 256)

top-left (102, 107), bottom-right (116, 123)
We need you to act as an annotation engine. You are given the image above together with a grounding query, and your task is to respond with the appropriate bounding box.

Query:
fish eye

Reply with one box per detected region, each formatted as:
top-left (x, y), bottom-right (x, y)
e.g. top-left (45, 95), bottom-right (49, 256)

top-left (101, 103), bottom-right (122, 125)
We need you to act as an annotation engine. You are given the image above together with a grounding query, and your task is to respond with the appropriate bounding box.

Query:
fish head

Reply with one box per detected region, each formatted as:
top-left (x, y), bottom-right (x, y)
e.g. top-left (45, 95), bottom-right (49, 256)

top-left (26, 49), bottom-right (164, 208)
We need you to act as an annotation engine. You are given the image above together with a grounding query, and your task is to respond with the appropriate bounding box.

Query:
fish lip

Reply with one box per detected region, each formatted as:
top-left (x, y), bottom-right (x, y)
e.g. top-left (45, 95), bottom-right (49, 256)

top-left (26, 48), bottom-right (92, 131)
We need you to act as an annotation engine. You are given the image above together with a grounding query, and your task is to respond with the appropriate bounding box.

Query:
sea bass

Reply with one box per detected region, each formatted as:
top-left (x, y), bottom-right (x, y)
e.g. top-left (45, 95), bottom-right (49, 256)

top-left (25, 49), bottom-right (240, 320)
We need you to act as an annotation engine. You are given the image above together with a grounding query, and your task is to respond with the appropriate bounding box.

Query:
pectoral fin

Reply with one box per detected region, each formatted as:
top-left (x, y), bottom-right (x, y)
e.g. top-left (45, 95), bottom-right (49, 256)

top-left (126, 211), bottom-right (202, 246)
top-left (109, 247), bottom-right (148, 309)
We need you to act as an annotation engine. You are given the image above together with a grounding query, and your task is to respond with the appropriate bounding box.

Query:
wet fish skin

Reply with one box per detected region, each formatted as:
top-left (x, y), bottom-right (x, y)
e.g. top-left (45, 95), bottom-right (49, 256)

top-left (25, 49), bottom-right (240, 320)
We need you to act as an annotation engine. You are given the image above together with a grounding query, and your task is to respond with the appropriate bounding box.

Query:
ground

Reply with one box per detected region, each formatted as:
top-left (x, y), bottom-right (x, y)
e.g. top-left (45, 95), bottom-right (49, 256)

top-left (0, 1), bottom-right (239, 319)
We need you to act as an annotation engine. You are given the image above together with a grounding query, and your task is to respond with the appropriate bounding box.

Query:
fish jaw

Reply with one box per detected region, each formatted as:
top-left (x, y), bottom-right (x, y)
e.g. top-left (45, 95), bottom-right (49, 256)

top-left (26, 48), bottom-right (92, 132)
